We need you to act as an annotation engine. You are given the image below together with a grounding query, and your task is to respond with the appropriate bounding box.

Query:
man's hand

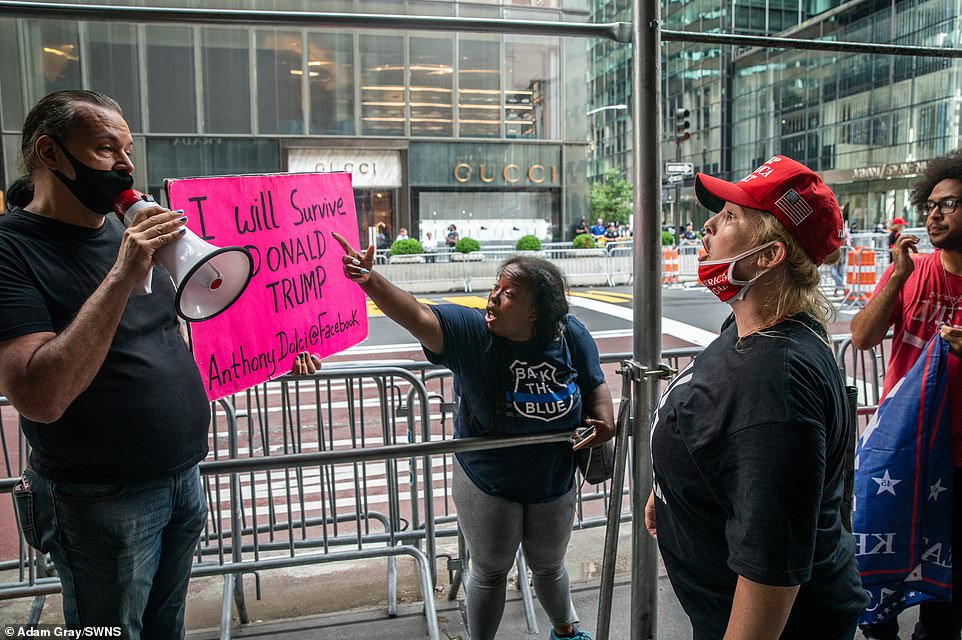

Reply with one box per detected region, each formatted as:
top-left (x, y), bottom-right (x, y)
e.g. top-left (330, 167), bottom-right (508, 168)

top-left (645, 490), bottom-right (657, 539)
top-left (941, 324), bottom-right (962, 357)
top-left (291, 351), bottom-right (321, 375)
top-left (332, 232), bottom-right (375, 284)
top-left (112, 204), bottom-right (187, 288)
top-left (890, 233), bottom-right (920, 283)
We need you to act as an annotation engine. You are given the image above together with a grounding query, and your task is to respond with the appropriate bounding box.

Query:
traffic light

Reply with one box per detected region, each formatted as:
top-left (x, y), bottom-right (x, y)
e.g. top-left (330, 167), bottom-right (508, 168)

top-left (674, 108), bottom-right (690, 142)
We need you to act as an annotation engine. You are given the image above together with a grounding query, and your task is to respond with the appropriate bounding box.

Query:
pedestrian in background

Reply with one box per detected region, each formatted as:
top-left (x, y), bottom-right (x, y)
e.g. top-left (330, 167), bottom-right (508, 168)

top-left (423, 231), bottom-right (437, 263)
top-left (0, 90), bottom-right (210, 639)
top-left (831, 218), bottom-right (853, 296)
top-left (446, 223), bottom-right (459, 248)
top-left (332, 232), bottom-right (615, 640)
top-left (887, 216), bottom-right (907, 263)
top-left (570, 216), bottom-right (589, 239)
top-left (646, 155), bottom-right (867, 639)
top-left (852, 149), bottom-right (962, 640)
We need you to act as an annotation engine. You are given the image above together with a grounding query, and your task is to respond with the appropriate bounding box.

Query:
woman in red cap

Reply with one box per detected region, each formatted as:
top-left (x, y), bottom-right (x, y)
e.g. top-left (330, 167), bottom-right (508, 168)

top-left (645, 156), bottom-right (867, 639)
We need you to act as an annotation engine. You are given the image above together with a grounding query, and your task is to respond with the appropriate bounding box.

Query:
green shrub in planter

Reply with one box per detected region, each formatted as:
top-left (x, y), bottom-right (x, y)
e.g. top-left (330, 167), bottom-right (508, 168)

top-left (515, 235), bottom-right (542, 251)
top-left (455, 237), bottom-right (481, 253)
top-left (572, 233), bottom-right (597, 249)
top-left (389, 238), bottom-right (424, 256)
top-left (661, 231), bottom-right (675, 246)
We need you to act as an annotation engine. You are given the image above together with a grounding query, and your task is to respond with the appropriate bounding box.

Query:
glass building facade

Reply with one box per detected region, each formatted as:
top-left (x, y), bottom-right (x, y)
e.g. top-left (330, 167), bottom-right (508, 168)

top-left (590, 0), bottom-right (962, 230)
top-left (0, 0), bottom-right (592, 244)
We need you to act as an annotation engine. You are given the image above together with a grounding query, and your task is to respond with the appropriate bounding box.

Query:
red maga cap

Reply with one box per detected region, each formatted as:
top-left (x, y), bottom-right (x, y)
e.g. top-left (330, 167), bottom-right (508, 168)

top-left (891, 217), bottom-right (907, 226)
top-left (695, 155), bottom-right (843, 265)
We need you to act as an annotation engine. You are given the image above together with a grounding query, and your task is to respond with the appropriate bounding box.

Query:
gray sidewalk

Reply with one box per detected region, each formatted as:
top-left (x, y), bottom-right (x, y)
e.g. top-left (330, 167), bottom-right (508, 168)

top-left (186, 573), bottom-right (692, 640)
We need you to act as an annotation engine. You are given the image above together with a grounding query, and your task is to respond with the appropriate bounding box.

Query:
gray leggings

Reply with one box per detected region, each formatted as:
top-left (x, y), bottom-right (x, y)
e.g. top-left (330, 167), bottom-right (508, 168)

top-left (453, 458), bottom-right (578, 640)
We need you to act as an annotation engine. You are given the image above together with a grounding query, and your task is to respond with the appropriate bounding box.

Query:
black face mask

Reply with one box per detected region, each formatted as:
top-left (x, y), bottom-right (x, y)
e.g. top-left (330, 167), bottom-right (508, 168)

top-left (51, 139), bottom-right (133, 215)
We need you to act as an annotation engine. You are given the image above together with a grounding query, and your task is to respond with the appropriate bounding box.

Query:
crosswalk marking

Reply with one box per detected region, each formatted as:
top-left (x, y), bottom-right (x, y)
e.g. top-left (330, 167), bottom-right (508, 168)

top-left (566, 296), bottom-right (719, 347)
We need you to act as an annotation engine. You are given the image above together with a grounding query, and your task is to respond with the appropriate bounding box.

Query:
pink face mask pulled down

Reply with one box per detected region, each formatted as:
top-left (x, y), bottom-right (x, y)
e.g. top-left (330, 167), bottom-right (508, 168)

top-left (697, 241), bottom-right (777, 303)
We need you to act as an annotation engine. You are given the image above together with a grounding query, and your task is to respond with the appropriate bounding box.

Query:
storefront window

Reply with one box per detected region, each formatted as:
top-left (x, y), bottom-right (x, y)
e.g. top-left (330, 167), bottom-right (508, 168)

top-left (0, 21), bottom-right (25, 134)
top-left (416, 190), bottom-right (559, 243)
top-left (308, 31), bottom-right (355, 135)
top-left (505, 36), bottom-right (559, 139)
top-left (146, 26), bottom-right (196, 134)
top-left (87, 24), bottom-right (142, 132)
top-left (361, 35), bottom-right (405, 136)
top-left (257, 30), bottom-right (304, 135)
top-left (458, 37), bottom-right (501, 138)
top-left (24, 21), bottom-right (80, 102)
top-left (146, 137), bottom-right (279, 200)
top-left (202, 28), bottom-right (251, 134)
top-left (410, 35), bottom-right (454, 137)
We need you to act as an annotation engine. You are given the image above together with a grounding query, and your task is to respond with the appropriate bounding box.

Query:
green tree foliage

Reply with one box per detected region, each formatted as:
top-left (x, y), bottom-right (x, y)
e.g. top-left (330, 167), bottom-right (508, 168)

top-left (389, 238), bottom-right (424, 256)
top-left (572, 233), bottom-right (597, 249)
top-left (455, 237), bottom-right (481, 253)
top-left (515, 235), bottom-right (542, 251)
top-left (589, 170), bottom-right (633, 226)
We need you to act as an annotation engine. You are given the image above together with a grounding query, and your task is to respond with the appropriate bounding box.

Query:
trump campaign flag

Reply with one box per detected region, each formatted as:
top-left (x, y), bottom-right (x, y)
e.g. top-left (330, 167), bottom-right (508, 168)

top-left (854, 334), bottom-right (952, 624)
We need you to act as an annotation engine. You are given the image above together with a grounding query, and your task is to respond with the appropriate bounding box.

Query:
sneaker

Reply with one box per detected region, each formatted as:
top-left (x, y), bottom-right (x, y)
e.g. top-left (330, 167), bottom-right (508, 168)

top-left (549, 628), bottom-right (591, 640)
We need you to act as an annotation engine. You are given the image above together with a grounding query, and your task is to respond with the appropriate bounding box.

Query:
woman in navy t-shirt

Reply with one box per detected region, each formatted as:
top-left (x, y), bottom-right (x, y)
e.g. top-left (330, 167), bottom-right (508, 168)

top-left (332, 233), bottom-right (614, 640)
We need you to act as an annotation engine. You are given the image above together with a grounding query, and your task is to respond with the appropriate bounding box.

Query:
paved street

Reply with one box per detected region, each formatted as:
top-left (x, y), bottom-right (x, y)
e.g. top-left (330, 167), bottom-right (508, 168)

top-left (329, 284), bottom-right (859, 365)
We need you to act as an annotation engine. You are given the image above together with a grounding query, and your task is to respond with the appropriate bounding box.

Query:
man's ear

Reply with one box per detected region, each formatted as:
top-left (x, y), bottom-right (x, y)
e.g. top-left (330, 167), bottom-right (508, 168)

top-left (758, 241), bottom-right (787, 269)
top-left (35, 135), bottom-right (65, 173)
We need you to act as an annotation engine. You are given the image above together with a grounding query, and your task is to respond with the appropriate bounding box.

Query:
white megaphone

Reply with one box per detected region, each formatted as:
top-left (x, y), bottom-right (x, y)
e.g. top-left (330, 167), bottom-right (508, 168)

top-left (113, 189), bottom-right (253, 322)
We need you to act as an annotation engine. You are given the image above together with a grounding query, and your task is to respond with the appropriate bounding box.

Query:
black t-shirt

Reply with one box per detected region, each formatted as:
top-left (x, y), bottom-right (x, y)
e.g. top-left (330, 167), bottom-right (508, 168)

top-left (651, 314), bottom-right (868, 639)
top-left (424, 306), bottom-right (605, 503)
top-left (0, 209), bottom-right (210, 482)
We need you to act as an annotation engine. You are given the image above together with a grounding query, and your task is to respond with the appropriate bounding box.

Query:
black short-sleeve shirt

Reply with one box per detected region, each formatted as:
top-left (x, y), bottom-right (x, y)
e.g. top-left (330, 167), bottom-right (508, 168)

top-left (0, 209), bottom-right (210, 483)
top-left (651, 314), bottom-right (868, 639)
top-left (424, 305), bottom-right (605, 503)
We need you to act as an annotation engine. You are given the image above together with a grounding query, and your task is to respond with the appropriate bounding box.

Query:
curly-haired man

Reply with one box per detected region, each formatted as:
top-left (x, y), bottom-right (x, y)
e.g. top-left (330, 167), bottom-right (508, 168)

top-left (852, 149), bottom-right (962, 639)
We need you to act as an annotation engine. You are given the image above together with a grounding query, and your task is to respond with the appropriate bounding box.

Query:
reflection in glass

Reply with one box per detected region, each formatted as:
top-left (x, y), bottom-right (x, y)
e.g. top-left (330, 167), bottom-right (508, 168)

top-left (202, 28), bottom-right (251, 134)
top-left (146, 26), bottom-right (196, 134)
top-left (361, 35), bottom-right (405, 136)
top-left (410, 35), bottom-right (453, 137)
top-left (257, 30), bottom-right (304, 135)
top-left (24, 21), bottom-right (81, 101)
top-left (309, 32), bottom-right (355, 135)
top-left (505, 37), bottom-right (558, 139)
top-left (87, 24), bottom-right (141, 132)
top-left (459, 38), bottom-right (501, 138)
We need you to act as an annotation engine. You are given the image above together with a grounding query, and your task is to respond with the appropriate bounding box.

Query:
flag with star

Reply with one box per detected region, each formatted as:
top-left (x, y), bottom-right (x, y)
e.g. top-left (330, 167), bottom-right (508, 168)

top-left (853, 334), bottom-right (952, 624)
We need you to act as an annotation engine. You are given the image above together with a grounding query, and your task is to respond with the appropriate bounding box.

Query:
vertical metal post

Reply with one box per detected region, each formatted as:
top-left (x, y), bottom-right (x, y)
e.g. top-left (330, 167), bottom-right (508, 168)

top-left (631, 0), bottom-right (662, 638)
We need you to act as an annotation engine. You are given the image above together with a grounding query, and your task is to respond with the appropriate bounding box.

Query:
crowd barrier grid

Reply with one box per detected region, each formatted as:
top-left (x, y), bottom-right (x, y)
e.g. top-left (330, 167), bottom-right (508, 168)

top-left (0, 338), bottom-right (886, 637)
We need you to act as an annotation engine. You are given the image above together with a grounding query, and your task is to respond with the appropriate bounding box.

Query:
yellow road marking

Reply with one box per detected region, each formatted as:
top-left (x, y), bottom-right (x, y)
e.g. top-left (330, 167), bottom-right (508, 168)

top-left (570, 290), bottom-right (631, 304)
top-left (441, 296), bottom-right (488, 309)
top-left (368, 297), bottom-right (437, 316)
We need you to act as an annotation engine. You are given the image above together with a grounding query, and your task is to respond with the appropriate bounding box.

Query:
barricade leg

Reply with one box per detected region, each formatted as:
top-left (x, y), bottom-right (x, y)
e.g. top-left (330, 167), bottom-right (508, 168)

top-left (515, 548), bottom-right (540, 635)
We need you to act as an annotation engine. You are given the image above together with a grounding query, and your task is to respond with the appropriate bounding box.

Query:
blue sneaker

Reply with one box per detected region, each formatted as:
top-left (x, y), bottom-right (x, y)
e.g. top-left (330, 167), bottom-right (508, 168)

top-left (549, 628), bottom-right (591, 640)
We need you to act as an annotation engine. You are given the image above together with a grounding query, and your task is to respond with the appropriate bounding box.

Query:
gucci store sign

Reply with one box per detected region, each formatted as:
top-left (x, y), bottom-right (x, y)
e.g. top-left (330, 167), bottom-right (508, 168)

top-left (288, 149), bottom-right (402, 188)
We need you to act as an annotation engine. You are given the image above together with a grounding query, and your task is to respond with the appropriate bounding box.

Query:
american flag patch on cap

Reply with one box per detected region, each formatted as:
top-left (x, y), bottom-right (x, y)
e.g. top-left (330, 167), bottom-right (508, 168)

top-left (774, 189), bottom-right (813, 225)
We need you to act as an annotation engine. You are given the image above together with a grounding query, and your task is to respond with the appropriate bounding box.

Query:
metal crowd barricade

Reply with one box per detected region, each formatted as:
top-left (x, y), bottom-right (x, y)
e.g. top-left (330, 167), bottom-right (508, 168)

top-left (0, 340), bottom-right (887, 638)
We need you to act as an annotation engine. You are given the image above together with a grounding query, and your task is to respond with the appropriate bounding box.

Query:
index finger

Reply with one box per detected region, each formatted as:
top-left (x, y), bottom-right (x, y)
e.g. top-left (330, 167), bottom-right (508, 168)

top-left (896, 234), bottom-right (920, 248)
top-left (331, 232), bottom-right (356, 256)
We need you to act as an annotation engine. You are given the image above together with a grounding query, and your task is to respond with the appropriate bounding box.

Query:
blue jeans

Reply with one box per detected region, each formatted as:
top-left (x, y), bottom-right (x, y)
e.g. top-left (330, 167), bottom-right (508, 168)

top-left (14, 464), bottom-right (207, 640)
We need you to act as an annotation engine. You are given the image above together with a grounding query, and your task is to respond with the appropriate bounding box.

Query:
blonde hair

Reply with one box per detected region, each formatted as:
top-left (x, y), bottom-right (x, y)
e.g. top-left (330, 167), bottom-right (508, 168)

top-left (750, 213), bottom-right (839, 341)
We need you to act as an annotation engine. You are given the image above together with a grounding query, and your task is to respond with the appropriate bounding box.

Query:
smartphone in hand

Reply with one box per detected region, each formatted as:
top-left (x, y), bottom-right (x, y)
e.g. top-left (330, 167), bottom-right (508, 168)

top-left (572, 425), bottom-right (597, 451)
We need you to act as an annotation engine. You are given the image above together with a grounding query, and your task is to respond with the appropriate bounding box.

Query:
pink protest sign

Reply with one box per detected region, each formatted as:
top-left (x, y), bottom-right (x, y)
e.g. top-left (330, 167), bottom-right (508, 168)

top-left (165, 172), bottom-right (367, 400)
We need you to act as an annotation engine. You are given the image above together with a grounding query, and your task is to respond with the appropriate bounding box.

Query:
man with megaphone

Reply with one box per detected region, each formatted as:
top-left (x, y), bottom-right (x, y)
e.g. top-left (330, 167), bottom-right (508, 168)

top-left (0, 90), bottom-right (210, 639)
